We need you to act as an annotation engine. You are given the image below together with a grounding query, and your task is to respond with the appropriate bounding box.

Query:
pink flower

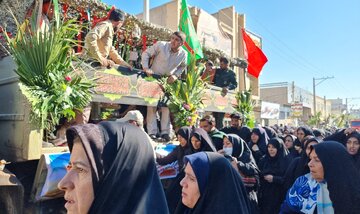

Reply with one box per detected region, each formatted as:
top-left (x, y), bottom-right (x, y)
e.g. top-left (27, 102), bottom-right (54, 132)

top-left (183, 103), bottom-right (191, 111)
top-left (187, 116), bottom-right (192, 123)
top-left (65, 76), bottom-right (72, 82)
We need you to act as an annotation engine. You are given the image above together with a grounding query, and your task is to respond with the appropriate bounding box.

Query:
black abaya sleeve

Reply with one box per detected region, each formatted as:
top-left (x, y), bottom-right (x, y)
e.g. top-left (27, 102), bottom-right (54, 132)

top-left (157, 146), bottom-right (179, 165)
top-left (283, 157), bottom-right (300, 191)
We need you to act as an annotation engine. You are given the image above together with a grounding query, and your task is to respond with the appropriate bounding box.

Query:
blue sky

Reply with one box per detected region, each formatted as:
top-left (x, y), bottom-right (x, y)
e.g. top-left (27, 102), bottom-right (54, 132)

top-left (103, 0), bottom-right (360, 109)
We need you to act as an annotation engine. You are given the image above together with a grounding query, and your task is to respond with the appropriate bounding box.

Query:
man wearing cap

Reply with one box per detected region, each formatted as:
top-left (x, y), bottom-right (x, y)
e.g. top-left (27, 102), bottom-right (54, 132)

top-left (221, 112), bottom-right (252, 143)
top-left (116, 110), bottom-right (157, 151)
top-left (116, 110), bottom-right (144, 130)
top-left (84, 9), bottom-right (132, 68)
top-left (141, 31), bottom-right (187, 142)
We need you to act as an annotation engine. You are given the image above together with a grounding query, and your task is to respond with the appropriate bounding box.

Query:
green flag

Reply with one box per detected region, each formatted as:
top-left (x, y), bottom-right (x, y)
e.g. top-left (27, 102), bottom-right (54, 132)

top-left (52, 0), bottom-right (60, 28)
top-left (179, 0), bottom-right (204, 62)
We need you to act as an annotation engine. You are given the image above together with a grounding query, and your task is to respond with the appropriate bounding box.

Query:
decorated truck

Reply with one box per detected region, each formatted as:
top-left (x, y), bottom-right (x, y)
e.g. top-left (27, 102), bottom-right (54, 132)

top-left (0, 0), bottom-right (242, 163)
top-left (0, 57), bottom-right (238, 163)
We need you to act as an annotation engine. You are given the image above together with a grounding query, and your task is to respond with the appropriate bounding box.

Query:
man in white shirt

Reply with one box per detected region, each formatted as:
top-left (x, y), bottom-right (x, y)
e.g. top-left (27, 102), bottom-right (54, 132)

top-left (141, 31), bottom-right (187, 141)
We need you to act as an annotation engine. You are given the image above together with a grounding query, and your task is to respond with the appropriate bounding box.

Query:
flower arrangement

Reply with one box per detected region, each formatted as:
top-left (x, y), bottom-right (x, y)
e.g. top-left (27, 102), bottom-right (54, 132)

top-left (161, 56), bottom-right (206, 127)
top-left (234, 89), bottom-right (256, 128)
top-left (4, 10), bottom-right (94, 137)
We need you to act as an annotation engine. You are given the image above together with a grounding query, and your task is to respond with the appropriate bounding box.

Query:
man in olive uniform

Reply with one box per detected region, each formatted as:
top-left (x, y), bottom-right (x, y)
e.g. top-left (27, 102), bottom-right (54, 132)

top-left (85, 9), bottom-right (131, 68)
top-left (213, 57), bottom-right (238, 128)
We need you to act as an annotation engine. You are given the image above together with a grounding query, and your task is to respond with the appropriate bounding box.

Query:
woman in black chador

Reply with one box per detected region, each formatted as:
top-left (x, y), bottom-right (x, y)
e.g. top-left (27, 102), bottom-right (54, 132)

top-left (281, 141), bottom-right (360, 213)
top-left (157, 126), bottom-right (192, 169)
top-left (189, 128), bottom-right (217, 153)
top-left (58, 122), bottom-right (168, 214)
top-left (223, 134), bottom-right (260, 214)
top-left (258, 137), bottom-right (289, 214)
top-left (157, 126), bottom-right (192, 213)
top-left (248, 127), bottom-right (269, 164)
top-left (283, 137), bottom-right (320, 191)
top-left (175, 152), bottom-right (251, 214)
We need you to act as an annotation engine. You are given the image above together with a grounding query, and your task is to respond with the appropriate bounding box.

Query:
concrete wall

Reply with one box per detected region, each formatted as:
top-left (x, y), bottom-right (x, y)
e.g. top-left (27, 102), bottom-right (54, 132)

top-left (136, 0), bottom-right (180, 31)
top-left (261, 87), bottom-right (289, 105)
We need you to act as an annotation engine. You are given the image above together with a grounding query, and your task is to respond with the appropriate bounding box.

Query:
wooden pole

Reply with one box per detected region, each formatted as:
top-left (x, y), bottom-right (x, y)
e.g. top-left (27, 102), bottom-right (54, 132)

top-left (36, 0), bottom-right (43, 31)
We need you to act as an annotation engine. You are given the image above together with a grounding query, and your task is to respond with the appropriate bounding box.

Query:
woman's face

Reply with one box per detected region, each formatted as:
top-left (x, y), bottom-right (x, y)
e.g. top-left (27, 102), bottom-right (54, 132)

top-left (178, 134), bottom-right (187, 147)
top-left (284, 136), bottom-right (294, 149)
top-left (346, 137), bottom-right (360, 156)
top-left (267, 144), bottom-right (278, 157)
top-left (297, 129), bottom-right (305, 141)
top-left (58, 138), bottom-right (94, 214)
top-left (223, 137), bottom-right (232, 148)
top-left (180, 164), bottom-right (200, 209)
top-left (308, 150), bottom-right (324, 182)
top-left (305, 141), bottom-right (318, 157)
top-left (191, 136), bottom-right (201, 150)
top-left (251, 133), bottom-right (259, 143)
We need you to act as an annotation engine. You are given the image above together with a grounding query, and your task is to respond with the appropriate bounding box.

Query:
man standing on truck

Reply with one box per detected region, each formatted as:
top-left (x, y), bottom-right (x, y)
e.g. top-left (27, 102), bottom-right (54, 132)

top-left (84, 9), bottom-right (132, 69)
top-left (213, 57), bottom-right (238, 129)
top-left (141, 31), bottom-right (187, 142)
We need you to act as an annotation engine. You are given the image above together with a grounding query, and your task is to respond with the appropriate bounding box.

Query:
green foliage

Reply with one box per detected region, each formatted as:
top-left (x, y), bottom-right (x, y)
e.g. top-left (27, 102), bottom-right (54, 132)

top-left (308, 111), bottom-right (322, 128)
top-left (4, 11), bottom-right (94, 135)
top-left (234, 89), bottom-right (256, 128)
top-left (161, 55), bottom-right (206, 127)
top-left (101, 109), bottom-right (115, 120)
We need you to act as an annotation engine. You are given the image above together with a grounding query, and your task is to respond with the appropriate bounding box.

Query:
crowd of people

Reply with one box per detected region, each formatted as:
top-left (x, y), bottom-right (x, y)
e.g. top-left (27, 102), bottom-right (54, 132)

top-left (32, 4), bottom-right (360, 214)
top-left (58, 111), bottom-right (360, 213)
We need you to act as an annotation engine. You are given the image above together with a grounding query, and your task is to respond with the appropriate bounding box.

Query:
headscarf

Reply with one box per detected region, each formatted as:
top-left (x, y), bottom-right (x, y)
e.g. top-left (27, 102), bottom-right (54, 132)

top-left (184, 152), bottom-right (210, 195)
top-left (227, 134), bottom-right (251, 161)
top-left (177, 126), bottom-right (192, 147)
top-left (175, 126), bottom-right (193, 168)
top-left (284, 134), bottom-right (298, 159)
top-left (293, 126), bottom-right (314, 149)
top-left (66, 122), bottom-right (168, 214)
top-left (293, 137), bottom-right (320, 180)
top-left (266, 137), bottom-right (288, 161)
top-left (66, 123), bottom-right (105, 190)
top-left (176, 152), bottom-right (251, 214)
top-left (190, 128), bottom-right (216, 153)
top-left (297, 126), bottom-right (314, 137)
top-left (311, 141), bottom-right (360, 213)
top-left (249, 127), bottom-right (269, 154)
top-left (347, 132), bottom-right (360, 172)
top-left (346, 132), bottom-right (360, 160)
top-left (264, 126), bottom-right (278, 139)
top-left (260, 137), bottom-right (289, 177)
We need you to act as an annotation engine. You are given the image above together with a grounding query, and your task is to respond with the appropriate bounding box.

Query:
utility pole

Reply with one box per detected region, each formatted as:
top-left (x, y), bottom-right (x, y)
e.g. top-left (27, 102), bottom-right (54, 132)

top-left (143, 0), bottom-right (150, 22)
top-left (312, 76), bottom-right (334, 115)
top-left (292, 81), bottom-right (295, 103)
top-left (346, 98), bottom-right (348, 114)
top-left (324, 95), bottom-right (326, 117)
top-left (313, 78), bottom-right (316, 115)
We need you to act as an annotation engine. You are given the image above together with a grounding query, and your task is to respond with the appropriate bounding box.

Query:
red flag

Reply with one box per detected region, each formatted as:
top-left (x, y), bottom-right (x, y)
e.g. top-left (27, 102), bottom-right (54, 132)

top-left (242, 28), bottom-right (268, 78)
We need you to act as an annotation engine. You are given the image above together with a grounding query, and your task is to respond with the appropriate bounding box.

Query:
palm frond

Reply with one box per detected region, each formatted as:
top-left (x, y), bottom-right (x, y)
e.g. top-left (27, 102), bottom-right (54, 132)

top-left (5, 11), bottom-right (94, 137)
